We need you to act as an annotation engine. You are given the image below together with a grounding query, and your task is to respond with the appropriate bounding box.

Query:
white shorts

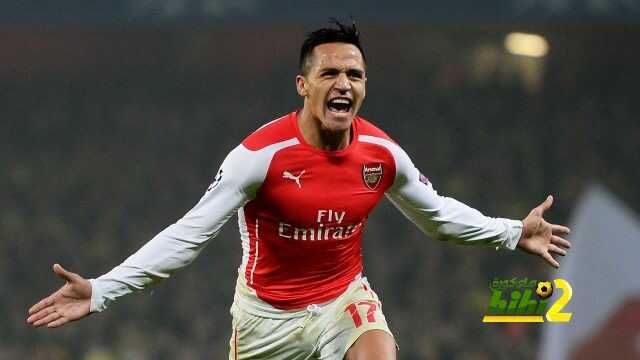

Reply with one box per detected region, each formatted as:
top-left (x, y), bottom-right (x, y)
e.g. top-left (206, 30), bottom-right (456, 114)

top-left (228, 276), bottom-right (394, 359)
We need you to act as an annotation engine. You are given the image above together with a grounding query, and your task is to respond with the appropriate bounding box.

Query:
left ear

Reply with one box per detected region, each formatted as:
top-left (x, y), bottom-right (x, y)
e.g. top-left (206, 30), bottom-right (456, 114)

top-left (296, 75), bottom-right (308, 97)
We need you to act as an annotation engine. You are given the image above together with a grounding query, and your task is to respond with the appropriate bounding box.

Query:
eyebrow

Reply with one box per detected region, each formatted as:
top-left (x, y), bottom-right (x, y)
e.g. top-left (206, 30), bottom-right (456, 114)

top-left (319, 67), bottom-right (365, 77)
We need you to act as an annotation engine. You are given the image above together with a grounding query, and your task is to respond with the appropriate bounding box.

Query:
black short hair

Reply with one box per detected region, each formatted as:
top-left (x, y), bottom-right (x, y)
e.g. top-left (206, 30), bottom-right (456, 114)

top-left (299, 18), bottom-right (365, 75)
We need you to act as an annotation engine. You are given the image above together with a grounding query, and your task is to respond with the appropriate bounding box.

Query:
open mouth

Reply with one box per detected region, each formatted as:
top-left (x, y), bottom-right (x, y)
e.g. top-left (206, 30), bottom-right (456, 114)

top-left (327, 97), bottom-right (352, 114)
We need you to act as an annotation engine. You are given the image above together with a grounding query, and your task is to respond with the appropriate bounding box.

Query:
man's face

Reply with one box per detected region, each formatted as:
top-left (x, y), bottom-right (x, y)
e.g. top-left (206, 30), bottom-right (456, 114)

top-left (296, 42), bottom-right (366, 133)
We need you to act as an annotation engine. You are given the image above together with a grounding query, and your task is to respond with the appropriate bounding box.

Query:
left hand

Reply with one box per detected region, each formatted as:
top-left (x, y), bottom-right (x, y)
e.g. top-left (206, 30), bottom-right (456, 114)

top-left (27, 264), bottom-right (92, 328)
top-left (517, 195), bottom-right (572, 268)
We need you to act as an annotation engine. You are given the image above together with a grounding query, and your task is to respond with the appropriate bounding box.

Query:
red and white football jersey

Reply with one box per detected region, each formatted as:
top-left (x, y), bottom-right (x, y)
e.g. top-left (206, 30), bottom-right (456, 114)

top-left (90, 112), bottom-right (522, 312)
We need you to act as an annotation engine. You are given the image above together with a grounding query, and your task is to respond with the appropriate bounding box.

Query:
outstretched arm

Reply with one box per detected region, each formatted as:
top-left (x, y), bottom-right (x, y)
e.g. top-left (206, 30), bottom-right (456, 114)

top-left (26, 143), bottom-right (270, 327)
top-left (382, 139), bottom-right (571, 267)
top-left (386, 176), bottom-right (524, 249)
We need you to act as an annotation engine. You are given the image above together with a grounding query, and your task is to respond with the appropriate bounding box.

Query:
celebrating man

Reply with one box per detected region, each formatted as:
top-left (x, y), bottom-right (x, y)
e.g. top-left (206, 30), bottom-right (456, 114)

top-left (27, 20), bottom-right (571, 359)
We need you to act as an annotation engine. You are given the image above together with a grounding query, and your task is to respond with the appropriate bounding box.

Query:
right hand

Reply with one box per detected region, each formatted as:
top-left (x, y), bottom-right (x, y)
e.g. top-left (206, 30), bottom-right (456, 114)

top-left (27, 264), bottom-right (92, 328)
top-left (516, 195), bottom-right (572, 269)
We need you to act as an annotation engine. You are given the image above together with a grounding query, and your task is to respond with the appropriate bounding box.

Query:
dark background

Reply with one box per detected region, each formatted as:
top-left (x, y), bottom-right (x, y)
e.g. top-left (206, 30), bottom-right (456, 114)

top-left (2, 3), bottom-right (639, 359)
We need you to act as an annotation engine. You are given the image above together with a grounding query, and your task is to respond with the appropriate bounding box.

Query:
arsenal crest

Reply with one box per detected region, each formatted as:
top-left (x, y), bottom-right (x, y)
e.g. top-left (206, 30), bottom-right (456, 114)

top-left (362, 163), bottom-right (383, 190)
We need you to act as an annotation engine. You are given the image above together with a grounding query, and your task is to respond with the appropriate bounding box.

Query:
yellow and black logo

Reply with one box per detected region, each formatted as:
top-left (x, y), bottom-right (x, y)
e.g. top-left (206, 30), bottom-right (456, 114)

top-left (482, 277), bottom-right (572, 323)
top-left (536, 281), bottom-right (553, 299)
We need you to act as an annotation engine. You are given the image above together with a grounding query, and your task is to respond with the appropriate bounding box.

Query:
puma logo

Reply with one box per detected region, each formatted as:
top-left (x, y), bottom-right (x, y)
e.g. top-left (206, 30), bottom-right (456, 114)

top-left (282, 170), bottom-right (305, 188)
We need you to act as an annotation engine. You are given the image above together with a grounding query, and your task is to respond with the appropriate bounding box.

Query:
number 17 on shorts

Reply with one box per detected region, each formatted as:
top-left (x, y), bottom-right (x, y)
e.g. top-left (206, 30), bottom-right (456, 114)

top-left (345, 300), bottom-right (379, 328)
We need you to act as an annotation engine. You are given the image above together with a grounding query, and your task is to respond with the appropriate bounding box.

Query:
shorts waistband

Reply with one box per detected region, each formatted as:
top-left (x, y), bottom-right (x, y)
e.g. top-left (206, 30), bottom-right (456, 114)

top-left (231, 273), bottom-right (366, 320)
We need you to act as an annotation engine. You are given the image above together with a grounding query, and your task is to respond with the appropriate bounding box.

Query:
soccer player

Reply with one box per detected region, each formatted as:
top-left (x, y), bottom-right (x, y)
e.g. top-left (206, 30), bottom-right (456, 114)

top-left (27, 20), bottom-right (572, 359)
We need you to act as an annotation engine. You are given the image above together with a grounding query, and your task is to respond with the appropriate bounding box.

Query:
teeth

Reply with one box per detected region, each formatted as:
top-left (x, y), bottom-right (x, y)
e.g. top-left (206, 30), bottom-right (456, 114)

top-left (328, 98), bottom-right (352, 113)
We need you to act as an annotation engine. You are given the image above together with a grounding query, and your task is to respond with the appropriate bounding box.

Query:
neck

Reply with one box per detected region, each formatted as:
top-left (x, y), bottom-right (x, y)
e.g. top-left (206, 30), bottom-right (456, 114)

top-left (297, 107), bottom-right (352, 151)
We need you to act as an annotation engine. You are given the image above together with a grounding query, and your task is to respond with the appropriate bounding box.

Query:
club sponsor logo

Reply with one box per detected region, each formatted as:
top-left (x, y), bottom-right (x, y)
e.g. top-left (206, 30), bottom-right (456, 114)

top-left (277, 209), bottom-right (362, 241)
top-left (362, 163), bottom-right (383, 190)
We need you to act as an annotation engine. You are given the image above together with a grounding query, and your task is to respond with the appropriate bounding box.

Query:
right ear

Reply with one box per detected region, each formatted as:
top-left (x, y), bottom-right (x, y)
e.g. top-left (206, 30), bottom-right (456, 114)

top-left (296, 75), bottom-right (308, 97)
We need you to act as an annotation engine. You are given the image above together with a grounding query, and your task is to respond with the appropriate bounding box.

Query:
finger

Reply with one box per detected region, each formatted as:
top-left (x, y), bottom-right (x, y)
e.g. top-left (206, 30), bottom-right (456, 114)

top-left (551, 235), bottom-right (572, 249)
top-left (542, 251), bottom-right (560, 269)
top-left (53, 264), bottom-right (79, 283)
top-left (29, 296), bottom-right (54, 315)
top-left (27, 302), bottom-right (59, 324)
top-left (549, 244), bottom-right (567, 257)
top-left (536, 195), bottom-right (554, 214)
top-left (32, 309), bottom-right (62, 327)
top-left (552, 224), bottom-right (571, 235)
top-left (47, 317), bottom-right (70, 328)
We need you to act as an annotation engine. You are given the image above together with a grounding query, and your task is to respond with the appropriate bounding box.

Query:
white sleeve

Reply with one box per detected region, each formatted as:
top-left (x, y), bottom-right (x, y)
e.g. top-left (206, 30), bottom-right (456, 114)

top-left (360, 136), bottom-right (522, 250)
top-left (88, 144), bottom-right (275, 313)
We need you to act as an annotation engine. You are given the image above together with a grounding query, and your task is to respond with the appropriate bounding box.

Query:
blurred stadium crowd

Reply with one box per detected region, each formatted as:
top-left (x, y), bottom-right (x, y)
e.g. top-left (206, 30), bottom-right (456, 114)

top-left (1, 26), bottom-right (638, 359)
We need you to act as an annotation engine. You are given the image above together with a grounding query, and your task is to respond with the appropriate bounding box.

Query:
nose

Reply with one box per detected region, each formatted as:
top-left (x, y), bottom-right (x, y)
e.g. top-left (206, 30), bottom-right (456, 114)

top-left (334, 72), bottom-right (351, 93)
